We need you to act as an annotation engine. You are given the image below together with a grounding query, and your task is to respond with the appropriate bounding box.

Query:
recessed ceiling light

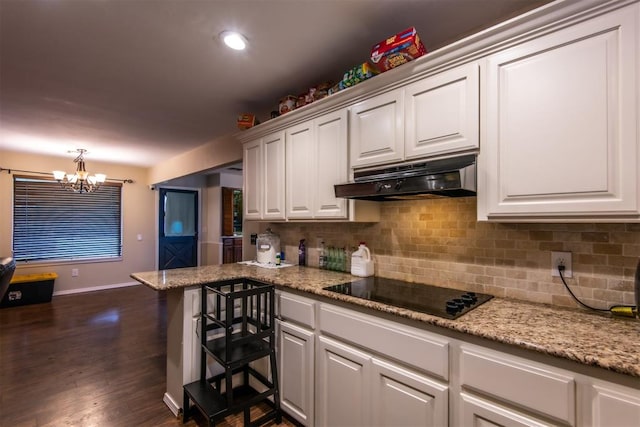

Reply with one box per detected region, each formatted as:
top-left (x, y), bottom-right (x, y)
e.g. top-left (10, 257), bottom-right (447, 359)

top-left (220, 31), bottom-right (247, 50)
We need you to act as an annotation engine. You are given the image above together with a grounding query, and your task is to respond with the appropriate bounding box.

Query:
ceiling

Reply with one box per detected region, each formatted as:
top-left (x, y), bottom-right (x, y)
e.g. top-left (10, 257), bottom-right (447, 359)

top-left (0, 0), bottom-right (552, 168)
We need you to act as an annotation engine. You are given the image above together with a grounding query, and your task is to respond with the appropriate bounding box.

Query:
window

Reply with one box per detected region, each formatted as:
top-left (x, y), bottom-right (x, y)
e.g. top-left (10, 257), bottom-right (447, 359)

top-left (13, 176), bottom-right (122, 262)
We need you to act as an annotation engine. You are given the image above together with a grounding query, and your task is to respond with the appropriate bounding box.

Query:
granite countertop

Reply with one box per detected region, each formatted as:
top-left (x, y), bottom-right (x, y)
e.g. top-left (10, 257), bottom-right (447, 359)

top-left (131, 264), bottom-right (640, 378)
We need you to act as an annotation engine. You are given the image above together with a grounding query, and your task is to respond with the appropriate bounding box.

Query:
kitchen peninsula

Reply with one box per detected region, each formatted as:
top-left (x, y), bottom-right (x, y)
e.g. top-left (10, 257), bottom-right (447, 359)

top-left (131, 264), bottom-right (640, 426)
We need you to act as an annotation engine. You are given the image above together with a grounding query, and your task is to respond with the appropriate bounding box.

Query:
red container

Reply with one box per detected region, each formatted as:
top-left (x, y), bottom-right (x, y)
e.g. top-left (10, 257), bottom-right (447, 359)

top-left (370, 27), bottom-right (426, 72)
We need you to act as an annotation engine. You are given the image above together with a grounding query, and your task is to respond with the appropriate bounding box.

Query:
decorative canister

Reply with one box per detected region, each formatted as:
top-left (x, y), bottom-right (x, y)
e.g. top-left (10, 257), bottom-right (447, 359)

top-left (279, 95), bottom-right (297, 115)
top-left (256, 228), bottom-right (281, 264)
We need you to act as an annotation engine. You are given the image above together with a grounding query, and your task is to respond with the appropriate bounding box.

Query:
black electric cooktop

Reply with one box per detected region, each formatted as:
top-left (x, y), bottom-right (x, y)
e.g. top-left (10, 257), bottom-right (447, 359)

top-left (323, 277), bottom-right (493, 320)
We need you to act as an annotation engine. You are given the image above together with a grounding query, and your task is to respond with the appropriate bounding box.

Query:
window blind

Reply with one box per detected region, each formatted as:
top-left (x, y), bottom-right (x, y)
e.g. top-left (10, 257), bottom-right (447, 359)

top-left (13, 176), bottom-right (123, 262)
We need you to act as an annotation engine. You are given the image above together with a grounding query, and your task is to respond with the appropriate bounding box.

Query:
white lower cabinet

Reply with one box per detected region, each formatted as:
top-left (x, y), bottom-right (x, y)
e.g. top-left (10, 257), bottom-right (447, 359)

top-left (371, 358), bottom-right (448, 426)
top-left (316, 335), bottom-right (372, 427)
top-left (316, 333), bottom-right (449, 427)
top-left (277, 320), bottom-right (315, 426)
top-left (271, 290), bottom-right (639, 427)
top-left (586, 381), bottom-right (640, 427)
top-left (459, 345), bottom-right (576, 426)
top-left (460, 392), bottom-right (556, 427)
top-left (316, 302), bottom-right (449, 427)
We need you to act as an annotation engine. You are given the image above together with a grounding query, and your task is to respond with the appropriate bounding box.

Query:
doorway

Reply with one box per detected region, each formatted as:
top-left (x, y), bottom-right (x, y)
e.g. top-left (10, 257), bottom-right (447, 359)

top-left (158, 188), bottom-right (198, 270)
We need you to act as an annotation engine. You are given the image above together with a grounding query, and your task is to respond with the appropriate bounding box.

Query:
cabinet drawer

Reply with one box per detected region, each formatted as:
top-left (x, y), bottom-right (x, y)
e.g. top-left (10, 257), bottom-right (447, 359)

top-left (319, 303), bottom-right (448, 380)
top-left (460, 392), bottom-right (557, 427)
top-left (460, 346), bottom-right (575, 425)
top-left (279, 292), bottom-right (316, 329)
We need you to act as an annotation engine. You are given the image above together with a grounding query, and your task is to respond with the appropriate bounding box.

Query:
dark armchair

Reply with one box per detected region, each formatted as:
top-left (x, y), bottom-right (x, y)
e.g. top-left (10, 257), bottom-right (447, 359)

top-left (0, 257), bottom-right (17, 302)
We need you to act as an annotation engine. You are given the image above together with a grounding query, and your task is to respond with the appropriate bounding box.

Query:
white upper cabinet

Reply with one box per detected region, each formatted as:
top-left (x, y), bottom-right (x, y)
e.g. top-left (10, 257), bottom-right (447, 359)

top-left (349, 89), bottom-right (404, 168)
top-left (405, 62), bottom-right (480, 160)
top-left (286, 110), bottom-right (348, 219)
top-left (263, 132), bottom-right (286, 220)
top-left (479, 2), bottom-right (640, 221)
top-left (286, 121), bottom-right (315, 218)
top-left (243, 132), bottom-right (285, 221)
top-left (350, 62), bottom-right (480, 170)
top-left (242, 139), bottom-right (262, 220)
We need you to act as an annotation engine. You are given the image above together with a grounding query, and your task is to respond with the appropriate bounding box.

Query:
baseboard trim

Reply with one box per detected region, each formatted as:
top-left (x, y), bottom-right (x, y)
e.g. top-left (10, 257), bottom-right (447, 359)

top-left (53, 281), bottom-right (140, 296)
top-left (163, 392), bottom-right (181, 417)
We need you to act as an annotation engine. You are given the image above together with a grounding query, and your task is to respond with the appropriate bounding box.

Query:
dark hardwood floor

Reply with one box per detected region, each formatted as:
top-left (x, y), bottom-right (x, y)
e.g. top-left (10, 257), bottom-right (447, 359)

top-left (0, 285), bottom-right (293, 427)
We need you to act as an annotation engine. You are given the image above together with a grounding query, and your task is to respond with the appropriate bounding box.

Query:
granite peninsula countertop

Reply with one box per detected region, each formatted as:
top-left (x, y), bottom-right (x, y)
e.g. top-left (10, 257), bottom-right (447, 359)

top-left (131, 264), bottom-right (640, 378)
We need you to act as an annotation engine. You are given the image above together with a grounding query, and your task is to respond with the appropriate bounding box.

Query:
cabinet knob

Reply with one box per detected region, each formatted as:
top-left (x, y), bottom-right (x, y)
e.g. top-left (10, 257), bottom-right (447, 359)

top-left (376, 183), bottom-right (392, 192)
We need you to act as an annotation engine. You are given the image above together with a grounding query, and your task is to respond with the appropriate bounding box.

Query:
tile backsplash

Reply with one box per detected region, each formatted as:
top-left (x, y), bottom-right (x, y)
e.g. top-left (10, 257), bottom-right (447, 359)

top-left (269, 198), bottom-right (639, 309)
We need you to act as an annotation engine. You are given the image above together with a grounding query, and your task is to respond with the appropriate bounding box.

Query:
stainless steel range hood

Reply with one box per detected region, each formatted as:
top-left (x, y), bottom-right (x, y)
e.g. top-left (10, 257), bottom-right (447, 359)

top-left (334, 154), bottom-right (476, 201)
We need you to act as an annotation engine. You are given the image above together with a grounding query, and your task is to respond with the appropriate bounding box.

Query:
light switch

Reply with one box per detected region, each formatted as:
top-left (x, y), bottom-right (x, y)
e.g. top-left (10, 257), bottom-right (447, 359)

top-left (137, 234), bottom-right (143, 241)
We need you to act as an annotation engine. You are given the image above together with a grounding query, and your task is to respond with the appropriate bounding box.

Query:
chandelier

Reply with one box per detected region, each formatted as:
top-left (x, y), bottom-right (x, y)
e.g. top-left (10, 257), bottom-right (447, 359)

top-left (52, 149), bottom-right (106, 194)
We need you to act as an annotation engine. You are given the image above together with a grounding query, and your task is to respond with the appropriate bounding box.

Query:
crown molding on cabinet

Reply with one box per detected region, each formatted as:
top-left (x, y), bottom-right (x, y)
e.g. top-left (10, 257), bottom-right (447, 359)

top-left (235, 0), bottom-right (630, 144)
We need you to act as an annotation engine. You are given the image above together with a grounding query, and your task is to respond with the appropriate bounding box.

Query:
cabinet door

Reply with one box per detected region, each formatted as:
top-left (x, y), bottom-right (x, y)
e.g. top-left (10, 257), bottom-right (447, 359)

top-left (481, 4), bottom-right (639, 220)
top-left (405, 62), bottom-right (479, 159)
top-left (233, 238), bottom-right (242, 262)
top-left (263, 131), bottom-right (286, 220)
top-left (588, 383), bottom-right (640, 427)
top-left (286, 121), bottom-right (315, 218)
top-left (371, 358), bottom-right (448, 427)
top-left (316, 335), bottom-right (371, 427)
top-left (222, 238), bottom-right (234, 264)
top-left (460, 392), bottom-right (557, 427)
top-left (243, 139), bottom-right (262, 220)
top-left (314, 109), bottom-right (348, 218)
top-left (277, 320), bottom-right (315, 426)
top-left (349, 88), bottom-right (404, 168)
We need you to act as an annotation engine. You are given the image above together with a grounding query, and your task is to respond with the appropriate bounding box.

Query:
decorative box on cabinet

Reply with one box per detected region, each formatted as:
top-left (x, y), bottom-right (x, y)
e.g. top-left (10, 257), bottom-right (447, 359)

top-left (479, 2), bottom-right (640, 222)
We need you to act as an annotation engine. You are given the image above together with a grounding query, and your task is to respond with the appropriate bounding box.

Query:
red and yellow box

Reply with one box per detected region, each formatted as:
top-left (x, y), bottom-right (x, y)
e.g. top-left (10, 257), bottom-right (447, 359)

top-left (237, 113), bottom-right (259, 130)
top-left (370, 27), bottom-right (426, 72)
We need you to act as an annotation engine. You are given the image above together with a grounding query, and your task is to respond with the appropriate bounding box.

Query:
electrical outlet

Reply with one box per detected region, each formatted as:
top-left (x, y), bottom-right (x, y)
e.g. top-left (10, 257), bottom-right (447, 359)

top-left (71, 268), bottom-right (79, 277)
top-left (551, 251), bottom-right (572, 278)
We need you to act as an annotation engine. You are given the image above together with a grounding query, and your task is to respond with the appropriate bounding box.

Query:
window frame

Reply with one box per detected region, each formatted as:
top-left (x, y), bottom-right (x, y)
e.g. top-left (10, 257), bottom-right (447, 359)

top-left (12, 175), bottom-right (124, 264)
